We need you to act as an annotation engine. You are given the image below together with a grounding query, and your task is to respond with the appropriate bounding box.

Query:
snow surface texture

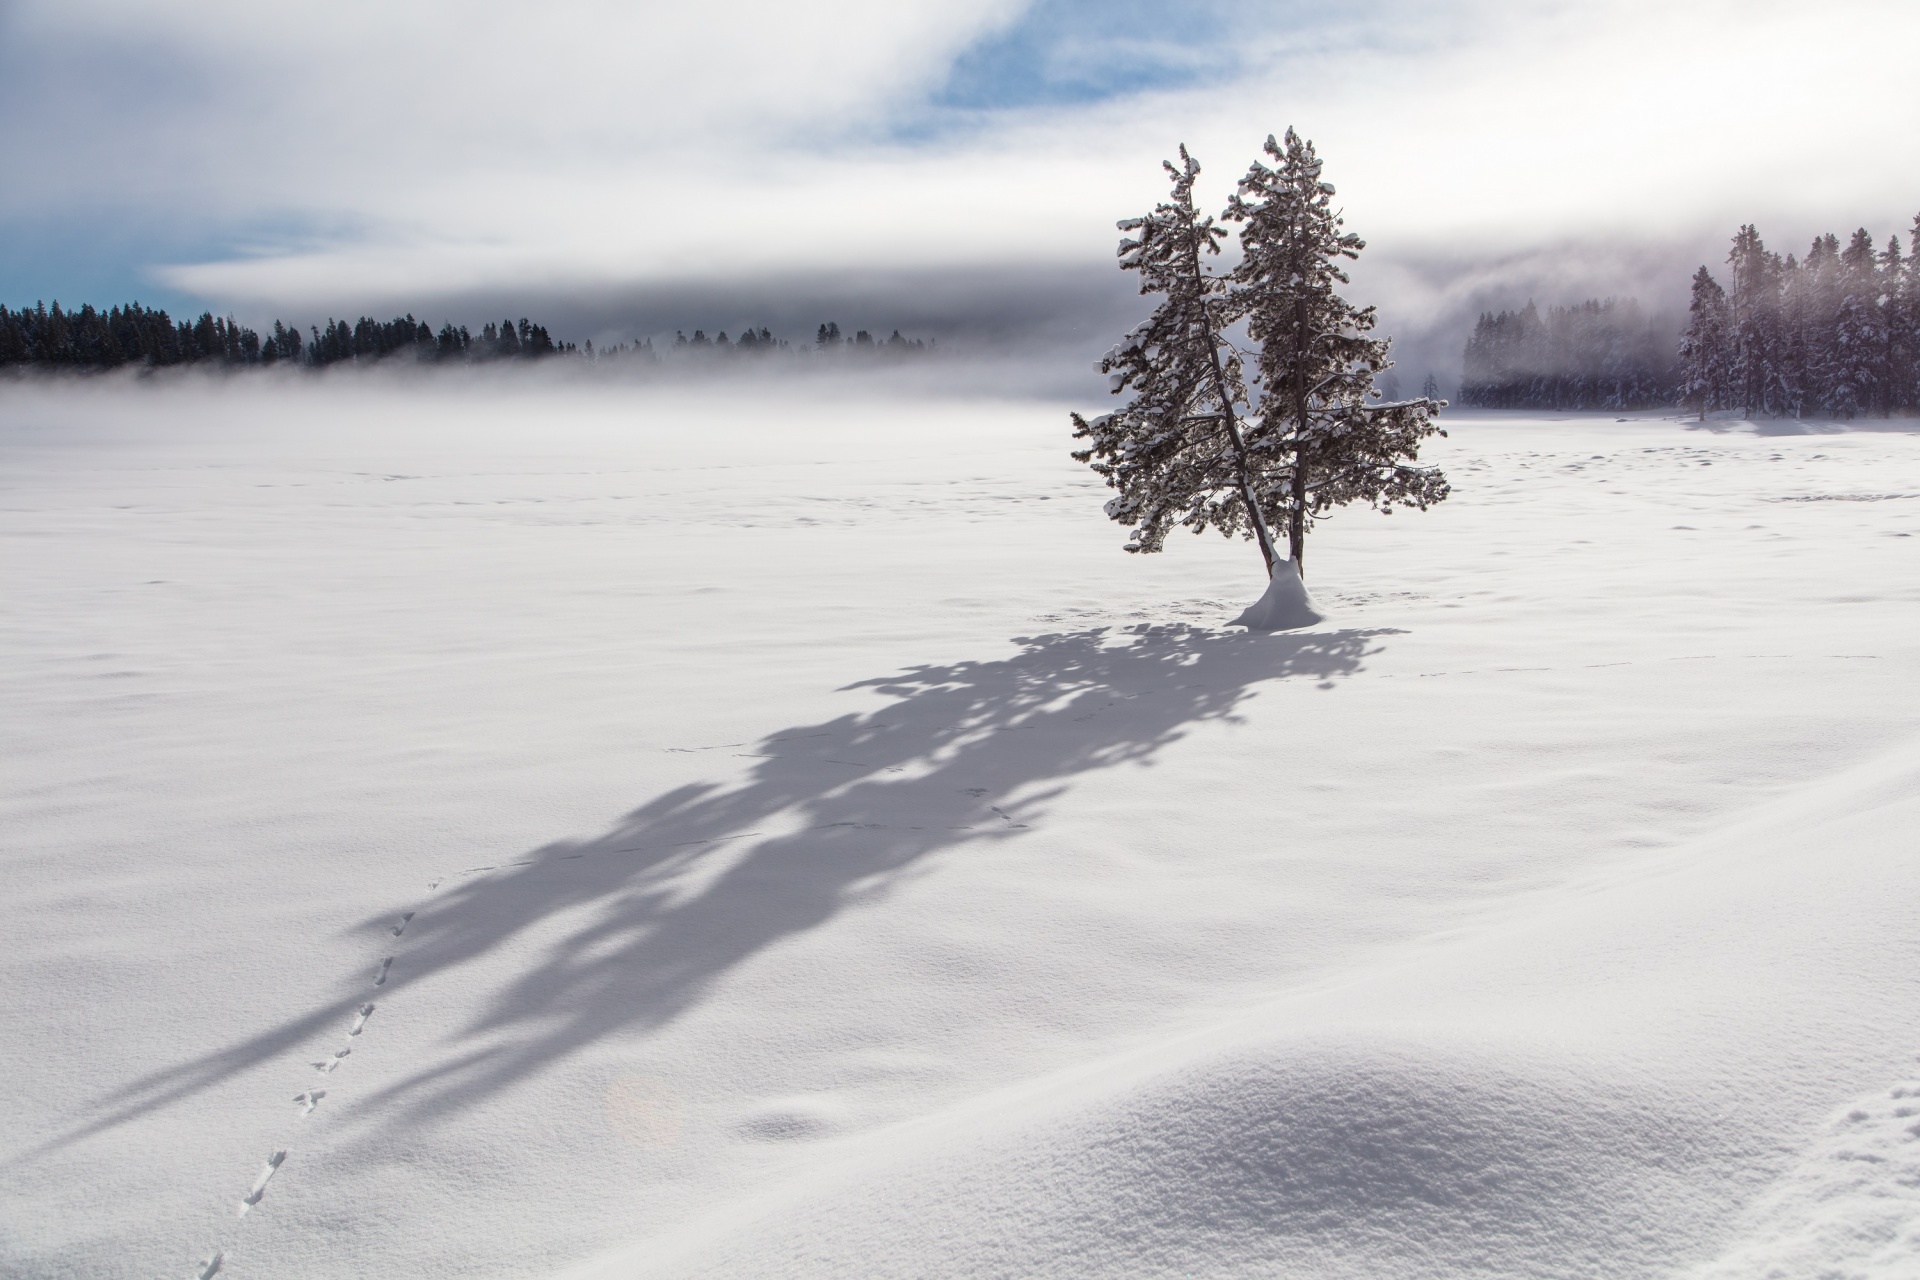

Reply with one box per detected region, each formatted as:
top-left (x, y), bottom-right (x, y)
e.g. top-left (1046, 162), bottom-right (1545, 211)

top-left (2, 376), bottom-right (1919, 1280)
top-left (1229, 557), bottom-right (1325, 631)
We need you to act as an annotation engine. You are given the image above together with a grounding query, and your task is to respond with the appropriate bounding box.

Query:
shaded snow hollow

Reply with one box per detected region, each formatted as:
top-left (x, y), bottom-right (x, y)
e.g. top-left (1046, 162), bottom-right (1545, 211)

top-left (2, 381), bottom-right (1918, 1280)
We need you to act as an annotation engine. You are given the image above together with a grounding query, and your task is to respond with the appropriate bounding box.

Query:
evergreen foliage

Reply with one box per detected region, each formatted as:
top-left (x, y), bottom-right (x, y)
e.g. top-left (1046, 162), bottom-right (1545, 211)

top-left (1678, 267), bottom-right (1731, 419)
top-left (1071, 146), bottom-right (1280, 571)
top-left (1, 296), bottom-right (929, 377)
top-left (1225, 129), bottom-right (1449, 572)
top-left (0, 302), bottom-right (573, 371)
top-left (1073, 130), bottom-right (1447, 579)
top-left (1460, 298), bottom-right (1673, 410)
top-left (1675, 220), bottom-right (1920, 418)
top-left (0, 302), bottom-right (262, 368)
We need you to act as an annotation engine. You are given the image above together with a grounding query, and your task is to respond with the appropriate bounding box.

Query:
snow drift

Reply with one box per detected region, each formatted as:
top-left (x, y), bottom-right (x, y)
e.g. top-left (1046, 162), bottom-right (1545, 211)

top-left (565, 729), bottom-right (1920, 1280)
top-left (5, 381), bottom-right (1920, 1280)
top-left (1229, 557), bottom-right (1326, 631)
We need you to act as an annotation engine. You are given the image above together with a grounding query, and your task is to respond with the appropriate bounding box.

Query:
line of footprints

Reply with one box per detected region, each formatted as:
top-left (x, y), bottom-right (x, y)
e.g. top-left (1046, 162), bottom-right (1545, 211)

top-left (193, 908), bottom-right (419, 1279)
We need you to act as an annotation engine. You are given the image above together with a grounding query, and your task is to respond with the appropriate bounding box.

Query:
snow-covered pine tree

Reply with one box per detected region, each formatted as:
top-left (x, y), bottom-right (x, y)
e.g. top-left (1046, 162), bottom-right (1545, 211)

top-left (1727, 225), bottom-right (1784, 416)
top-left (1801, 233), bottom-right (1845, 415)
top-left (1221, 128), bottom-right (1448, 576)
top-left (1831, 228), bottom-right (1884, 418)
top-left (1678, 266), bottom-right (1731, 420)
top-left (1422, 372), bottom-right (1440, 401)
top-left (1771, 251), bottom-right (1807, 416)
top-left (1882, 234), bottom-right (1909, 417)
top-left (1070, 146), bottom-right (1282, 573)
top-left (1905, 214), bottom-right (1920, 410)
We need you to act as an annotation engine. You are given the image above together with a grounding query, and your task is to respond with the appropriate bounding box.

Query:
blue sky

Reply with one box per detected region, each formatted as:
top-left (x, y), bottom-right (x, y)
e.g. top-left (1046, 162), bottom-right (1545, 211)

top-left (933, 0), bottom-right (1238, 112)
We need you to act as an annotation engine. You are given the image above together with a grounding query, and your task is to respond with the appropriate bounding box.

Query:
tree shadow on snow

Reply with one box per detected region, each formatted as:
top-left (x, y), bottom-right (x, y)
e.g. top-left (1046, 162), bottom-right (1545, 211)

top-left (1687, 414), bottom-right (1920, 437)
top-left (37, 623), bottom-right (1393, 1152)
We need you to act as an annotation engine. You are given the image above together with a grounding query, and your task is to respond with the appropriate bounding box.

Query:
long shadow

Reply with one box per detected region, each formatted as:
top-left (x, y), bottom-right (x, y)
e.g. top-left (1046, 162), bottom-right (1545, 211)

top-left (32, 623), bottom-right (1393, 1153)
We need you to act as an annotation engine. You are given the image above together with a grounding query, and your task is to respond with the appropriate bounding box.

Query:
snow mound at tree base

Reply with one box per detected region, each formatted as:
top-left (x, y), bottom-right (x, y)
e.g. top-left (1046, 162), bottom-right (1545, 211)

top-left (1229, 559), bottom-right (1325, 630)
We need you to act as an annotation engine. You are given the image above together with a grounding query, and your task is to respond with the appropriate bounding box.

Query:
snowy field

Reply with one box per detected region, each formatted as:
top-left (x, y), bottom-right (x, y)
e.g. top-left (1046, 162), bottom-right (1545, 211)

top-left (3, 374), bottom-right (1918, 1280)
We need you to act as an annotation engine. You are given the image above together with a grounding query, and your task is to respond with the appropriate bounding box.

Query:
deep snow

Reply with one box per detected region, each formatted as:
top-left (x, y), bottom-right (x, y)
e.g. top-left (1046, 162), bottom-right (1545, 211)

top-left (1, 375), bottom-right (1917, 1279)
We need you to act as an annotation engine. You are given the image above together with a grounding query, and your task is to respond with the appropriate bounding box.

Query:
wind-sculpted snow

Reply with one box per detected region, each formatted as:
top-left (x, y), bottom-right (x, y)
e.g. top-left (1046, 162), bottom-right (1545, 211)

top-left (3, 381), bottom-right (1920, 1278)
top-left (570, 732), bottom-right (1920, 1280)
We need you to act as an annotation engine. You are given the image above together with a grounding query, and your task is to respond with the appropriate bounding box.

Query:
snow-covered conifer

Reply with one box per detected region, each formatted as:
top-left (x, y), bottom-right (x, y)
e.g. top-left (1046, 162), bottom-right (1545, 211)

top-left (1829, 228), bottom-right (1884, 418)
top-left (1905, 215), bottom-right (1920, 410)
top-left (1074, 131), bottom-right (1445, 585)
top-left (1221, 129), bottom-right (1448, 575)
top-left (1070, 147), bottom-right (1282, 571)
top-left (1799, 234), bottom-right (1846, 415)
top-left (1881, 234), bottom-right (1910, 417)
top-left (1726, 226), bottom-right (1788, 415)
top-left (1679, 266), bottom-right (1731, 420)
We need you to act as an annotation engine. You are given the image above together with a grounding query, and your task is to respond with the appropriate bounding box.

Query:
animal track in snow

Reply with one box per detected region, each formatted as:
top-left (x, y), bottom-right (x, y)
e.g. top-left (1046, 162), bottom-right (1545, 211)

top-left (195, 1250), bottom-right (223, 1278)
top-left (294, 1089), bottom-right (326, 1117)
top-left (312, 1046), bottom-right (350, 1073)
top-left (374, 956), bottom-right (393, 986)
top-left (349, 1003), bottom-right (375, 1036)
top-left (390, 911), bottom-right (414, 937)
top-left (237, 1150), bottom-right (286, 1215)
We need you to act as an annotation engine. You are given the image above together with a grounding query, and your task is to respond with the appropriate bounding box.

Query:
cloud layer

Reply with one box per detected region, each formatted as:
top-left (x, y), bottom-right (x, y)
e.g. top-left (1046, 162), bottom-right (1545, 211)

top-left (4, 0), bottom-right (1917, 367)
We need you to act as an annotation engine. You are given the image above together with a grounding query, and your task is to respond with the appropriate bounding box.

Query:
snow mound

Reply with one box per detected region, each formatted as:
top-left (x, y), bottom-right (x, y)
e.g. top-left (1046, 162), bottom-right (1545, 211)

top-left (1229, 558), bottom-right (1325, 630)
top-left (565, 731), bottom-right (1920, 1280)
top-left (1684, 1071), bottom-right (1920, 1280)
top-left (610, 1044), bottom-right (1728, 1280)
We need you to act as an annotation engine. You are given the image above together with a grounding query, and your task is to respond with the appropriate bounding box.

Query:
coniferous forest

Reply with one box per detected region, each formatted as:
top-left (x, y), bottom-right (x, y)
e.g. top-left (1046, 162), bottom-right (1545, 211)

top-left (0, 303), bottom-right (573, 369)
top-left (1464, 215), bottom-right (1920, 418)
top-left (1677, 221), bottom-right (1920, 419)
top-left (1459, 298), bottom-right (1674, 411)
top-left (0, 301), bottom-right (938, 373)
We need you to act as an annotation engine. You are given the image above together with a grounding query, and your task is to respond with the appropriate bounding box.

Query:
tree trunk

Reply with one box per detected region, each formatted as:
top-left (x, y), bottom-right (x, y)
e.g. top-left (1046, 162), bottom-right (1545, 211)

top-left (1191, 243), bottom-right (1279, 577)
top-left (1289, 464), bottom-right (1307, 574)
top-left (1291, 293), bottom-right (1311, 577)
top-left (1215, 381), bottom-right (1279, 576)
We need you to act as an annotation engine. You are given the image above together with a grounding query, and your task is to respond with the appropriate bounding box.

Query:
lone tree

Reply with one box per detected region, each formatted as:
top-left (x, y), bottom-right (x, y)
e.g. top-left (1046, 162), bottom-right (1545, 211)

top-left (1073, 129), bottom-right (1447, 586)
top-left (1225, 129), bottom-right (1450, 575)
top-left (1069, 147), bottom-right (1281, 573)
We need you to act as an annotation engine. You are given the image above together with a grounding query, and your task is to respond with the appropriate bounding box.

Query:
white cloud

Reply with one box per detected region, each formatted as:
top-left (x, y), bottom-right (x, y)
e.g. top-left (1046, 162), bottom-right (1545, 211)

top-left (6, 0), bottom-right (1917, 319)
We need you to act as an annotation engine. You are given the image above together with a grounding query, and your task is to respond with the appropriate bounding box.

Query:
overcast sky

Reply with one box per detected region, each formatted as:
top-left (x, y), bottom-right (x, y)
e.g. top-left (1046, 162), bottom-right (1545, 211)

top-left (4, 0), bottom-right (1917, 373)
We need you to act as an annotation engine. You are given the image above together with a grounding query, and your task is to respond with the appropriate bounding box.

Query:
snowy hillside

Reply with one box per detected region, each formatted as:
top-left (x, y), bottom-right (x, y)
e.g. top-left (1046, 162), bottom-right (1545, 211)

top-left (2, 376), bottom-right (1917, 1279)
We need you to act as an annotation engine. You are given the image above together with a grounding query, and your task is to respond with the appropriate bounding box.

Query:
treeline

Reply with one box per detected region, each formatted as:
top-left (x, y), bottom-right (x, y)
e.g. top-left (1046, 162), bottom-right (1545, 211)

top-left (306, 316), bottom-right (565, 366)
top-left (1459, 298), bottom-right (1674, 410)
top-left (584, 320), bottom-right (933, 362)
top-left (0, 302), bottom-right (264, 368)
top-left (0, 301), bottom-right (572, 370)
top-left (1679, 220), bottom-right (1920, 418)
top-left (1461, 214), bottom-right (1920, 418)
top-left (1, 300), bottom-right (935, 373)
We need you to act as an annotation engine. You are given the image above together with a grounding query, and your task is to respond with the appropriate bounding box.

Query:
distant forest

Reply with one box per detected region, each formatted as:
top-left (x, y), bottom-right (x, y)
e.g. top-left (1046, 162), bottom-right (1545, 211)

top-left (652, 322), bottom-right (928, 354)
top-left (1459, 298), bottom-right (1674, 411)
top-left (1462, 214), bottom-right (1920, 417)
top-left (1677, 221), bottom-right (1920, 418)
top-left (0, 302), bottom-right (929, 371)
top-left (0, 303), bottom-right (571, 369)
